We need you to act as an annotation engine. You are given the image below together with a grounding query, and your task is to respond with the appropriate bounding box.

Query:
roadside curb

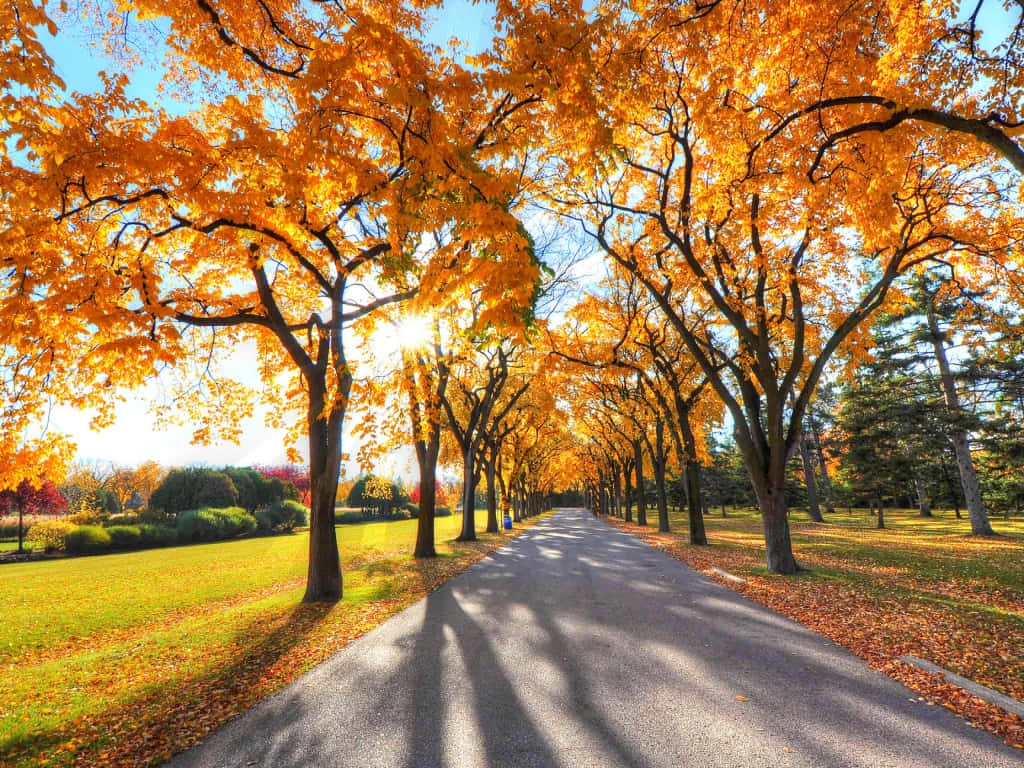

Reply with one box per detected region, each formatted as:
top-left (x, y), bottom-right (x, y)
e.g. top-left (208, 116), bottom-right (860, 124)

top-left (897, 655), bottom-right (1024, 719)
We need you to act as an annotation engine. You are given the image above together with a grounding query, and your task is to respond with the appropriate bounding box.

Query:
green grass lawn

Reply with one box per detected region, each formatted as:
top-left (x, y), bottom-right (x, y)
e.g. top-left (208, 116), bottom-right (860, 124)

top-left (690, 505), bottom-right (1024, 592)
top-left (0, 510), bottom-right (525, 767)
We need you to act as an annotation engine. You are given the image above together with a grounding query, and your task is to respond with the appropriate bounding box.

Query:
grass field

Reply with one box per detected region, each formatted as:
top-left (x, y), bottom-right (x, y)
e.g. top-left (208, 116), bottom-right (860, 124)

top-left (0, 511), bottom-right (537, 767)
top-left (610, 507), bottom-right (1024, 748)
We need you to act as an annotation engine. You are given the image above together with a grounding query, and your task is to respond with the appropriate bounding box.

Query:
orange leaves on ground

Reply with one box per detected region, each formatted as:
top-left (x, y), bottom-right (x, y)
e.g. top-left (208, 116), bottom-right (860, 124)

top-left (609, 517), bottom-right (1024, 750)
top-left (0, 522), bottom-right (544, 768)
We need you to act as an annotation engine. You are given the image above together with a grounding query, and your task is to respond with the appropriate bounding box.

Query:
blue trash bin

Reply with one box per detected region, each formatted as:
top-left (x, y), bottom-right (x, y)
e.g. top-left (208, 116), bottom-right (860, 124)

top-left (502, 513), bottom-right (512, 530)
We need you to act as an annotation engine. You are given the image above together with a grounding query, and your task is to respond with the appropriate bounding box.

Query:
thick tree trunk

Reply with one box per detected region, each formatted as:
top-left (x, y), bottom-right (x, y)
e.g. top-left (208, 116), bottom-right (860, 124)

top-left (757, 482), bottom-right (799, 574)
top-left (496, 466), bottom-right (510, 526)
top-left (303, 387), bottom-right (344, 603)
top-left (413, 441), bottom-right (438, 558)
top-left (633, 439), bottom-right (647, 526)
top-left (304, 464), bottom-right (342, 603)
top-left (748, 467), bottom-right (799, 573)
top-left (928, 308), bottom-right (994, 535)
top-left (655, 466), bottom-right (669, 532)
top-left (457, 445), bottom-right (478, 541)
top-left (876, 497), bottom-right (886, 529)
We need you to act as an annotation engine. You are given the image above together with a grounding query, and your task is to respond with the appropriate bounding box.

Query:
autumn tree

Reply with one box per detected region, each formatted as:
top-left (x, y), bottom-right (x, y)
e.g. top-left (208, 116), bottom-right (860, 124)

top-left (0, 479), bottom-right (66, 551)
top-left (553, 271), bottom-right (717, 540)
top-left (437, 314), bottom-right (535, 540)
top-left (2, 1), bottom-right (542, 601)
top-left (537, 0), bottom-right (1021, 573)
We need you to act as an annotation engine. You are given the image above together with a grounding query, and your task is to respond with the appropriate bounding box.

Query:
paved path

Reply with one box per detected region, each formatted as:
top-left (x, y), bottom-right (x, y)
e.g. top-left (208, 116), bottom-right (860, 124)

top-left (166, 508), bottom-right (1022, 767)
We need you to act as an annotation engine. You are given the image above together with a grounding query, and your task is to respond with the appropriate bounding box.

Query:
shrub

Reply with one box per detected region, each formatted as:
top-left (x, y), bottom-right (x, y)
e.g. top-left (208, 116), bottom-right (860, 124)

top-left (346, 474), bottom-right (409, 517)
top-left (151, 469), bottom-right (239, 516)
top-left (107, 525), bottom-right (142, 550)
top-left (26, 519), bottom-right (77, 552)
top-left (136, 507), bottom-right (175, 525)
top-left (65, 525), bottom-right (112, 554)
top-left (137, 524), bottom-right (178, 548)
top-left (435, 506), bottom-right (452, 517)
top-left (176, 507), bottom-right (257, 543)
top-left (255, 500), bottom-right (309, 533)
top-left (404, 502), bottom-right (419, 518)
top-left (223, 468), bottom-right (297, 513)
top-left (68, 509), bottom-right (104, 525)
top-left (335, 511), bottom-right (364, 525)
top-left (105, 513), bottom-right (140, 527)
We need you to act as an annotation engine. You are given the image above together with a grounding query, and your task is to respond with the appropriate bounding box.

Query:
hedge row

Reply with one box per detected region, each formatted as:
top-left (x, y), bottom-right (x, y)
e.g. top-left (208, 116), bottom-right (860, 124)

top-left (24, 502), bottom-right (310, 555)
top-left (333, 504), bottom-right (454, 525)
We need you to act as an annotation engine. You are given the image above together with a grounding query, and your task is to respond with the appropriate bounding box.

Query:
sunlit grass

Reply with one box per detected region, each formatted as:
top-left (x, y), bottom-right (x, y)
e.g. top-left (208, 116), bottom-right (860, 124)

top-left (0, 511), bottom-right (536, 767)
top-left (688, 506), bottom-right (1024, 593)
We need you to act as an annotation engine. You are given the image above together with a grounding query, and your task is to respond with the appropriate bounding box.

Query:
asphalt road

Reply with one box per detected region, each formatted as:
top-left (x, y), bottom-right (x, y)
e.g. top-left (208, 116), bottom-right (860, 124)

top-left (165, 508), bottom-right (1023, 768)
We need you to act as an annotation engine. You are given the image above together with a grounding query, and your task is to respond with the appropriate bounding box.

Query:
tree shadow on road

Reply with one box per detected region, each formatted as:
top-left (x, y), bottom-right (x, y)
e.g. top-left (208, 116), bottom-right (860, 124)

top-left (139, 509), bottom-right (1021, 768)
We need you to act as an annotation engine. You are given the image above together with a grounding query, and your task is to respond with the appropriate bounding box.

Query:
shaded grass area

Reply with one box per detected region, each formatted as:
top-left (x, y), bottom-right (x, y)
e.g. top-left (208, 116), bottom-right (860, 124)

top-left (609, 507), bottom-right (1024, 749)
top-left (0, 512), bottom-right (546, 767)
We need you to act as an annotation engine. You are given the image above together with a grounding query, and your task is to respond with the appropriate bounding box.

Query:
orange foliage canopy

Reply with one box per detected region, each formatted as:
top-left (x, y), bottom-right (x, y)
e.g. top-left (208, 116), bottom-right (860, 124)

top-left (0, 0), bottom-right (542, 600)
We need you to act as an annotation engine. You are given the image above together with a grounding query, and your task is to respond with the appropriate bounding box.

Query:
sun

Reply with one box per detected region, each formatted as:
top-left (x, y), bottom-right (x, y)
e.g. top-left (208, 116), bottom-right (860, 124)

top-left (395, 314), bottom-right (435, 350)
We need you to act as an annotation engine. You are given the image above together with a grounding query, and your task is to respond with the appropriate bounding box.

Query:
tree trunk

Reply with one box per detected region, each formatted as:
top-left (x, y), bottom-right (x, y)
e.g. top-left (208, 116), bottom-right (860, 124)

top-left (17, 504), bottom-right (24, 553)
top-left (876, 497), bottom-right (886, 529)
top-left (928, 307), bottom-right (994, 535)
top-left (485, 454), bottom-right (499, 534)
top-left (303, 387), bottom-right (344, 603)
top-left (651, 423), bottom-right (670, 533)
top-left (680, 418), bottom-right (708, 545)
top-left (798, 428), bottom-right (824, 522)
top-left (756, 481), bottom-right (799, 574)
top-left (304, 464), bottom-right (342, 602)
top-left (457, 445), bottom-right (478, 541)
top-left (721, 502), bottom-right (727, 518)
top-left (633, 438), bottom-right (647, 526)
top-left (915, 476), bottom-right (932, 518)
top-left (623, 462), bottom-right (634, 523)
top-left (683, 462), bottom-right (707, 543)
top-left (415, 459), bottom-right (437, 558)
top-left (809, 419), bottom-right (836, 514)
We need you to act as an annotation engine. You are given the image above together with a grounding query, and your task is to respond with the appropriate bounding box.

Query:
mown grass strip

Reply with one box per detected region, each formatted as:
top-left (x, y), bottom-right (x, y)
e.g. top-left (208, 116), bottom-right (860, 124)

top-left (0, 512), bottom-right (549, 767)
